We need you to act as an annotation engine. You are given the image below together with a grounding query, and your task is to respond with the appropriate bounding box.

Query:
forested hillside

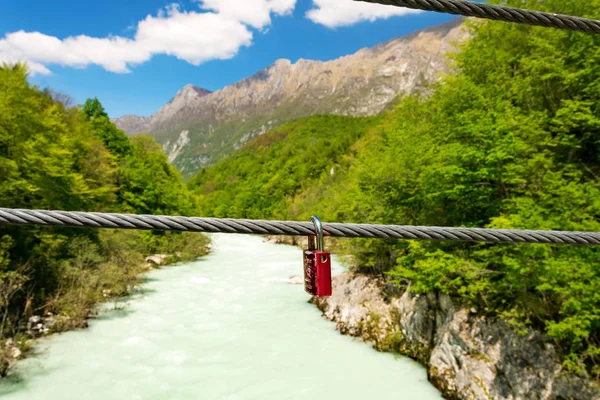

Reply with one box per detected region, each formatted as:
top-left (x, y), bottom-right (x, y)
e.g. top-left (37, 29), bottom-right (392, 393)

top-left (0, 65), bottom-right (208, 375)
top-left (188, 115), bottom-right (378, 219)
top-left (190, 0), bottom-right (600, 377)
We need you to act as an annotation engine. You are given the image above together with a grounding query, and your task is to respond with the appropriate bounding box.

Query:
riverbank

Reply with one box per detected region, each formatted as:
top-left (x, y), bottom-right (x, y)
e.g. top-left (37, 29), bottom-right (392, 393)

top-left (0, 232), bottom-right (211, 378)
top-left (270, 234), bottom-right (600, 398)
top-left (311, 273), bottom-right (600, 399)
top-left (0, 234), bottom-right (443, 400)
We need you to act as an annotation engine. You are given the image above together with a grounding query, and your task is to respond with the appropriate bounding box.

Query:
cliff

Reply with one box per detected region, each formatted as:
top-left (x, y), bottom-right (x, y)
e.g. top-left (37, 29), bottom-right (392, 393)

top-left (312, 273), bottom-right (600, 400)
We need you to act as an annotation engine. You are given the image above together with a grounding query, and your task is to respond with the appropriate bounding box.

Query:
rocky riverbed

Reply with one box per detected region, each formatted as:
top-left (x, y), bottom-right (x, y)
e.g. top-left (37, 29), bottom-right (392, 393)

top-left (1, 314), bottom-right (68, 377)
top-left (312, 273), bottom-right (600, 400)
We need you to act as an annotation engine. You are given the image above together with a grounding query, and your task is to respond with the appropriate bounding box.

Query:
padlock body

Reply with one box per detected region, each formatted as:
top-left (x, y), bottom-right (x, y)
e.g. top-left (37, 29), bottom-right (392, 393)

top-left (303, 250), bottom-right (332, 297)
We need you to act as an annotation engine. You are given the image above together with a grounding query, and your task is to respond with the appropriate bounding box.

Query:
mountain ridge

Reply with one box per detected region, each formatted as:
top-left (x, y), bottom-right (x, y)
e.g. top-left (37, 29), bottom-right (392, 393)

top-left (113, 18), bottom-right (468, 177)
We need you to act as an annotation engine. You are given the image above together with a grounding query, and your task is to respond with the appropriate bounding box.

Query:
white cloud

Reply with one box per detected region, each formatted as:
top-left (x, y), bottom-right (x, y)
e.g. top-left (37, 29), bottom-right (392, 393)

top-left (199, 0), bottom-right (296, 29)
top-left (0, 1), bottom-right (296, 75)
top-left (135, 4), bottom-right (253, 66)
top-left (0, 0), bottom-right (421, 75)
top-left (306, 0), bottom-right (420, 28)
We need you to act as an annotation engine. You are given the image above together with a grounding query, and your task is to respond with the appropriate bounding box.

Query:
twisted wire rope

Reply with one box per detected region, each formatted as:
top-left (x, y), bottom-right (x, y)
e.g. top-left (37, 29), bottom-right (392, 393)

top-left (1, 208), bottom-right (599, 246)
top-left (355, 0), bottom-right (600, 34)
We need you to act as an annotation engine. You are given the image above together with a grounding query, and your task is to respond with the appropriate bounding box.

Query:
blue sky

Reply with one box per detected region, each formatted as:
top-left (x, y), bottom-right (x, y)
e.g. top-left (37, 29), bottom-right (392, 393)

top-left (1, 0), bottom-right (457, 118)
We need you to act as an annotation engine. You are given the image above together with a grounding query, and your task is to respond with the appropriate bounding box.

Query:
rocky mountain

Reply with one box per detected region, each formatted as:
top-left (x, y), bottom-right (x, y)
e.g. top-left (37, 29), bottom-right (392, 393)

top-left (113, 18), bottom-right (468, 177)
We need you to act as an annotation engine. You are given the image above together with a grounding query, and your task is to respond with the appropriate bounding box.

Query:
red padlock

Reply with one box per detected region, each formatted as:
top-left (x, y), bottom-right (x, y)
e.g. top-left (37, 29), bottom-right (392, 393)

top-left (303, 216), bottom-right (332, 297)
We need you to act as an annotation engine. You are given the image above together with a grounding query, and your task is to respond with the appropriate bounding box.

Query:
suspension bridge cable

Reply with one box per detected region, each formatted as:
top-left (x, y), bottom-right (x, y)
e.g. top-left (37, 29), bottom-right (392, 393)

top-left (1, 208), bottom-right (600, 246)
top-left (355, 0), bottom-right (600, 34)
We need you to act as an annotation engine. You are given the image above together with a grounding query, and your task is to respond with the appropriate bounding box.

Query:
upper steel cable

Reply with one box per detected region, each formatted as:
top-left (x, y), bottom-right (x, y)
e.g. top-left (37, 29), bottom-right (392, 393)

top-left (355, 0), bottom-right (600, 34)
top-left (1, 208), bottom-right (600, 246)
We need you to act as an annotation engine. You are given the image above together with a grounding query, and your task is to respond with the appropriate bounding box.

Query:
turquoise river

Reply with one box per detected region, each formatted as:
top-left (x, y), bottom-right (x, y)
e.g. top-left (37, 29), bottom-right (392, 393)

top-left (0, 234), bottom-right (442, 400)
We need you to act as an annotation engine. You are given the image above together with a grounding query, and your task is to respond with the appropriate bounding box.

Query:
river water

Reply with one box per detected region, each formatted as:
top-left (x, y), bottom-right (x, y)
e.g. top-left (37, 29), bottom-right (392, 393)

top-left (0, 234), bottom-right (442, 400)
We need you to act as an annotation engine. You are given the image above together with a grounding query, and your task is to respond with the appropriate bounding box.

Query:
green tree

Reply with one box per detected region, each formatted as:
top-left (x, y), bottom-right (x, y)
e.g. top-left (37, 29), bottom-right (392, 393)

top-left (83, 98), bottom-right (132, 159)
top-left (118, 135), bottom-right (196, 216)
top-left (82, 97), bottom-right (108, 119)
top-left (188, 115), bottom-right (377, 219)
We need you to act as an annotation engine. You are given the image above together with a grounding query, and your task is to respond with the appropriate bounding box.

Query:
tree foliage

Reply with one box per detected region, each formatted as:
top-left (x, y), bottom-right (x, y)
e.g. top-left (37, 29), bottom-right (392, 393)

top-left (83, 98), bottom-right (133, 159)
top-left (118, 135), bottom-right (196, 216)
top-left (188, 115), bottom-right (377, 219)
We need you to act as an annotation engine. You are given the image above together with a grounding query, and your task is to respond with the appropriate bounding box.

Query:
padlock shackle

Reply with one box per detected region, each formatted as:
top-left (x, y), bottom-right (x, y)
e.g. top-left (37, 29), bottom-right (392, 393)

top-left (310, 215), bottom-right (325, 252)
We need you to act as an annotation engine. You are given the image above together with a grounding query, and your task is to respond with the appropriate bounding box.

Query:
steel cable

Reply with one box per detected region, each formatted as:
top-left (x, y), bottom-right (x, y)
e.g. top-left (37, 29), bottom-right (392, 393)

top-left (355, 0), bottom-right (600, 34)
top-left (1, 208), bottom-right (600, 246)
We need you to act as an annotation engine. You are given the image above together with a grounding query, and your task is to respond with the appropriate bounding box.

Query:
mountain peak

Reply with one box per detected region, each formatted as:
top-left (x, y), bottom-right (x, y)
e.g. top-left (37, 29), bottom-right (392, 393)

top-left (160, 84), bottom-right (212, 113)
top-left (174, 84), bottom-right (211, 100)
top-left (272, 58), bottom-right (291, 68)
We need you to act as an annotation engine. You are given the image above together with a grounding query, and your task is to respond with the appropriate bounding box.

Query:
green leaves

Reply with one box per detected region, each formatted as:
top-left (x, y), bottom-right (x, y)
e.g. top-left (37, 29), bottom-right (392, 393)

top-left (82, 98), bottom-right (108, 119)
top-left (117, 135), bottom-right (196, 216)
top-left (189, 115), bottom-right (377, 219)
top-left (0, 66), bottom-right (117, 211)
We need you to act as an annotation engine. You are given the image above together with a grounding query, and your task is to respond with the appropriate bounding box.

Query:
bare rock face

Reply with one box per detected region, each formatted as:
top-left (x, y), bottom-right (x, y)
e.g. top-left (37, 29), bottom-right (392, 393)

top-left (112, 114), bottom-right (147, 135)
top-left (145, 254), bottom-right (169, 267)
top-left (113, 18), bottom-right (469, 177)
top-left (0, 339), bottom-right (22, 377)
top-left (312, 273), bottom-right (600, 400)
